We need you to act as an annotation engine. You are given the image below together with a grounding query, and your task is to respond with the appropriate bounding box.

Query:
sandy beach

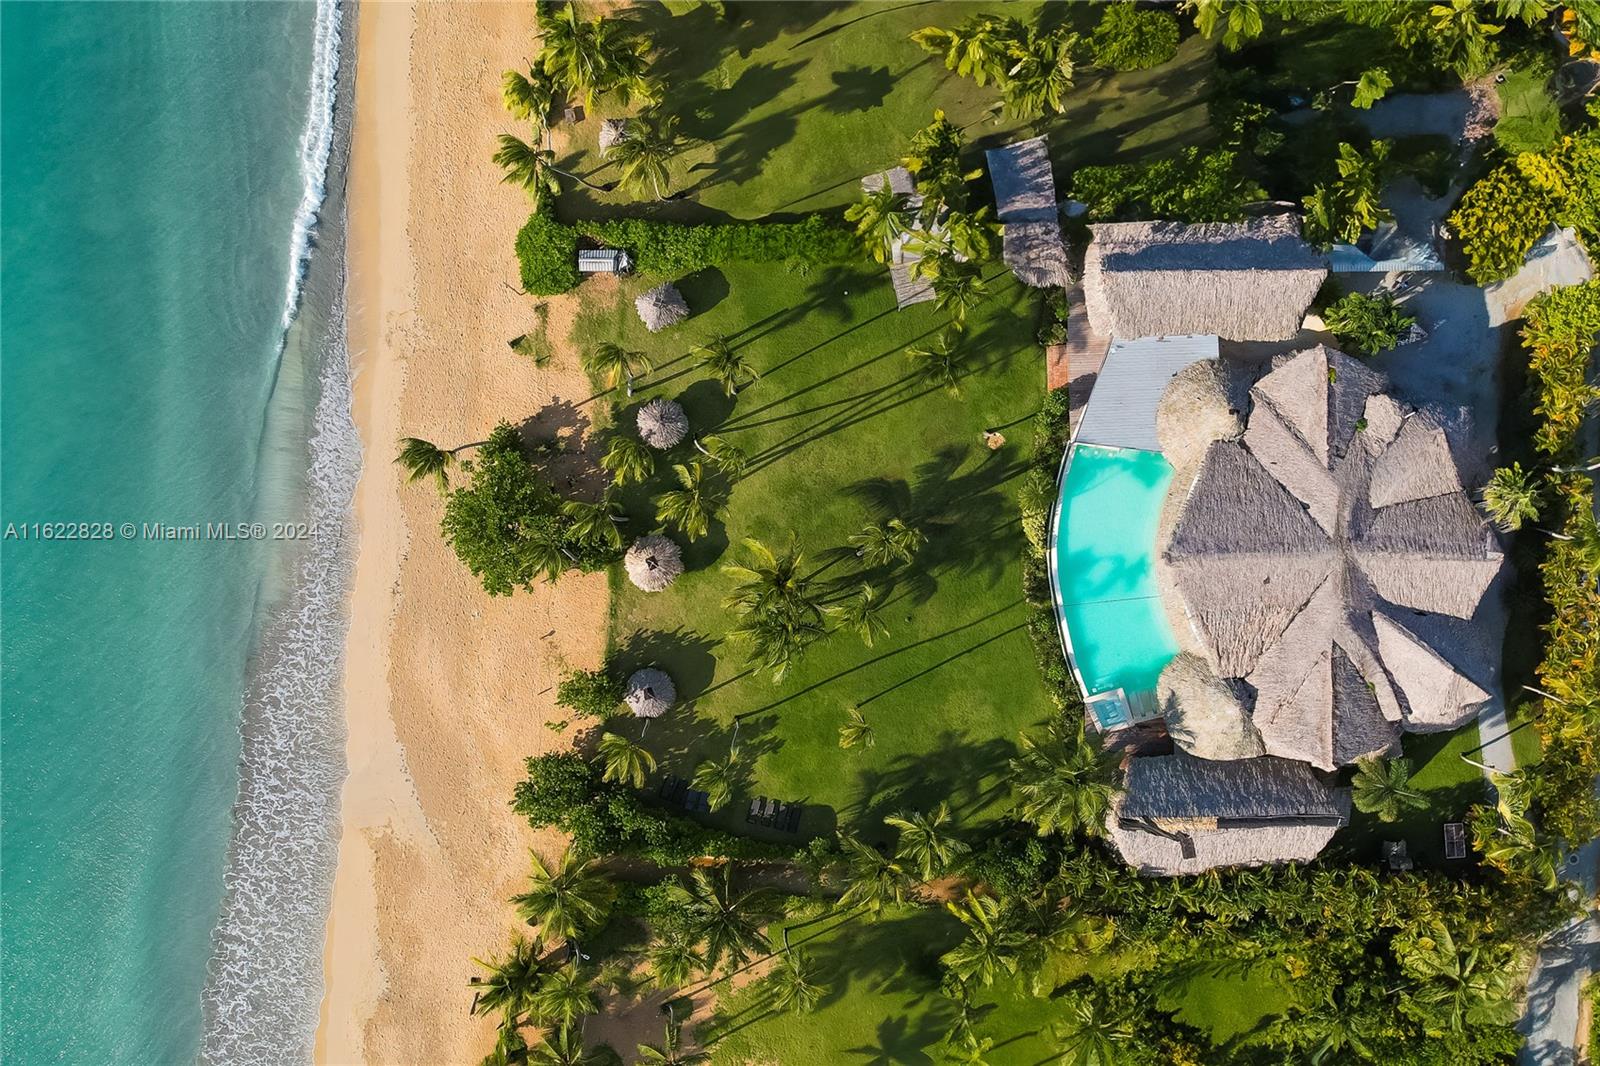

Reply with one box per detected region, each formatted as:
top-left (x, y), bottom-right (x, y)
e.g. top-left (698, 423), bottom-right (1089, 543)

top-left (318, 4), bottom-right (606, 1063)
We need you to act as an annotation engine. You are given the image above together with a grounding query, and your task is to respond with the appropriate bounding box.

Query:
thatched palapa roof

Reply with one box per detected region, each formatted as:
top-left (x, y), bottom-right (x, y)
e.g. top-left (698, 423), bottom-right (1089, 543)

top-left (599, 118), bottom-right (630, 156)
top-left (985, 136), bottom-right (1072, 288)
top-left (624, 535), bottom-right (683, 592)
top-left (1083, 217), bottom-right (1327, 340)
top-left (1158, 346), bottom-right (1503, 771)
top-left (625, 668), bottom-right (675, 718)
top-left (635, 282), bottom-right (688, 333)
top-left (636, 398), bottom-right (688, 450)
top-left (1109, 751), bottom-right (1351, 876)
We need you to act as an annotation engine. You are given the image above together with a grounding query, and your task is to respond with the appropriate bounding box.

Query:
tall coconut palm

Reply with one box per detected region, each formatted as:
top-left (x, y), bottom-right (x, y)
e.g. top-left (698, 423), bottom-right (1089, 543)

top-left (611, 111), bottom-right (681, 200)
top-left (1050, 990), bottom-right (1134, 1066)
top-left (538, 2), bottom-right (654, 110)
top-left (1398, 922), bottom-right (1520, 1031)
top-left (1009, 720), bottom-right (1119, 837)
top-left (502, 65), bottom-right (558, 129)
top-left (597, 730), bottom-right (655, 788)
top-left (827, 583), bottom-right (890, 647)
top-left (1482, 462), bottom-right (1544, 532)
top-left (693, 434), bottom-right (749, 480)
top-left (690, 751), bottom-right (740, 811)
top-left (561, 493), bottom-right (625, 550)
top-left (767, 947), bottom-right (827, 1013)
top-left (532, 961), bottom-right (600, 1030)
top-left (482, 1020), bottom-right (532, 1066)
top-left (1471, 771), bottom-right (1561, 889)
top-left (492, 135), bottom-right (564, 210)
top-left (845, 183), bottom-right (914, 264)
top-left (601, 434), bottom-right (655, 486)
top-left (931, 260), bottom-right (988, 327)
top-left (656, 461), bottom-right (717, 542)
top-left (636, 1020), bottom-right (710, 1065)
top-left (722, 538), bottom-right (821, 620)
top-left (668, 865), bottom-right (773, 976)
top-left (1000, 23), bottom-right (1078, 118)
top-left (470, 935), bottom-right (547, 1022)
top-left (583, 342), bottom-right (652, 395)
top-left (836, 832), bottom-right (913, 919)
top-left (906, 330), bottom-right (965, 397)
top-left (511, 848), bottom-right (615, 943)
top-left (395, 437), bottom-right (459, 494)
top-left (693, 336), bottom-right (759, 397)
top-left (941, 893), bottom-right (1026, 988)
top-left (1350, 757), bottom-right (1428, 823)
top-left (838, 707), bottom-right (876, 751)
top-left (851, 517), bottom-right (927, 567)
top-left (529, 1022), bottom-right (601, 1066)
top-left (885, 801), bottom-right (968, 881)
top-left (647, 931), bottom-right (705, 989)
top-left (729, 606), bottom-right (826, 682)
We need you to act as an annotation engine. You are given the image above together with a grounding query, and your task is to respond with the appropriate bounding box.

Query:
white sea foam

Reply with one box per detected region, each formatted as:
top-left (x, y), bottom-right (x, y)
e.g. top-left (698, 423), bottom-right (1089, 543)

top-left (280, 0), bottom-right (341, 333)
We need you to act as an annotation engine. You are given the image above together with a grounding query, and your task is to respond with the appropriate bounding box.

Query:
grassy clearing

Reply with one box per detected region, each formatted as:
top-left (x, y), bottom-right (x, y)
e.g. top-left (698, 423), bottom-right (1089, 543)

top-left (551, 1), bottom-right (1219, 221)
top-left (1153, 958), bottom-right (1303, 1046)
top-left (1339, 722), bottom-right (1488, 866)
top-left (574, 258), bottom-right (1054, 842)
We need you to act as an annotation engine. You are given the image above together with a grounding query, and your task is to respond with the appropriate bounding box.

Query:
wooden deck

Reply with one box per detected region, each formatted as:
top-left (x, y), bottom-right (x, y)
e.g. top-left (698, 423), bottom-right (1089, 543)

top-left (1048, 284), bottom-right (1110, 430)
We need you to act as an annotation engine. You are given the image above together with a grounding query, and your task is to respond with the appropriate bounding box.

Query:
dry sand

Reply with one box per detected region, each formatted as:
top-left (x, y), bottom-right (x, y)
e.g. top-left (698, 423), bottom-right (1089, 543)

top-left (318, 3), bottom-right (606, 1063)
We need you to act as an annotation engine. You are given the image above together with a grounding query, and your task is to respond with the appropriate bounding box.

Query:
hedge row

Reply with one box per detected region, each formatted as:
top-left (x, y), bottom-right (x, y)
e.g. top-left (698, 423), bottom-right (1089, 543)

top-left (516, 210), bottom-right (856, 295)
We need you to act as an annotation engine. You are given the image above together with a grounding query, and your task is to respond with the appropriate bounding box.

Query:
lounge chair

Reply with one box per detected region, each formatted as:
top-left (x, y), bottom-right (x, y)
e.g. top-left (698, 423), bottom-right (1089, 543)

top-left (782, 804), bottom-right (802, 833)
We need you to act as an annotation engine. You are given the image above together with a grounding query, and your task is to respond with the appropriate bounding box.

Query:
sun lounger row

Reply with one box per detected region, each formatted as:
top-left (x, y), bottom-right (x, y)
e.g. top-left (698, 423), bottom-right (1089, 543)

top-left (746, 796), bottom-right (801, 833)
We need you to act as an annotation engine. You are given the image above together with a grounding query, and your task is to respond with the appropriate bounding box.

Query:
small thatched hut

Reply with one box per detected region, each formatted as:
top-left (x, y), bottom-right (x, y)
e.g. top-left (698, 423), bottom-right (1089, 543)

top-left (625, 667), bottom-right (675, 718)
top-left (637, 398), bottom-right (688, 450)
top-left (1082, 217), bottom-right (1327, 340)
top-left (635, 282), bottom-right (689, 333)
top-left (1108, 751), bottom-right (1351, 875)
top-left (624, 535), bottom-right (683, 592)
top-left (598, 118), bottom-right (631, 156)
top-left (985, 136), bottom-right (1072, 289)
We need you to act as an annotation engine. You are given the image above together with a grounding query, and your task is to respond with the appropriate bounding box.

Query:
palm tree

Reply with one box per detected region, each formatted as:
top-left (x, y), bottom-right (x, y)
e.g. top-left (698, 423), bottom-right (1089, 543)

top-left (502, 66), bottom-right (557, 129)
top-left (601, 434), bottom-right (654, 486)
top-left (636, 1020), bottom-right (710, 1065)
top-left (1009, 720), bottom-right (1119, 837)
top-left (935, 208), bottom-right (1002, 264)
top-left (722, 538), bottom-right (821, 620)
top-left (729, 608), bottom-right (826, 682)
top-left (538, 2), bottom-right (653, 110)
top-left (656, 461), bottom-right (717, 542)
top-left (1050, 990), bottom-right (1134, 1066)
top-left (668, 865), bottom-right (773, 976)
top-left (533, 961), bottom-right (600, 1030)
top-left (395, 437), bottom-right (458, 493)
top-left (583, 342), bottom-right (652, 395)
top-left (693, 336), bottom-right (759, 397)
top-left (1287, 988), bottom-right (1382, 1065)
top-left (1481, 462), bottom-right (1543, 532)
top-left (597, 730), bottom-right (655, 788)
top-left (492, 135), bottom-right (564, 210)
top-left (836, 832), bottom-right (913, 919)
top-left (827, 583), bottom-right (890, 647)
top-left (528, 1022), bottom-right (601, 1066)
top-left (693, 434), bottom-right (749, 480)
top-left (931, 260), bottom-right (988, 327)
top-left (851, 517), bottom-right (927, 567)
top-left (845, 183), bottom-right (914, 264)
top-left (482, 1019), bottom-right (532, 1066)
top-left (690, 751), bottom-right (740, 811)
top-left (647, 931), bottom-right (705, 989)
top-left (1350, 757), bottom-right (1428, 823)
top-left (838, 707), bottom-right (876, 751)
top-left (767, 947), bottom-right (827, 1013)
top-left (470, 935), bottom-right (546, 1022)
top-left (510, 849), bottom-right (614, 943)
top-left (1000, 23), bottom-right (1078, 118)
top-left (885, 802), bottom-right (968, 881)
top-left (906, 330), bottom-right (965, 397)
top-left (611, 111), bottom-right (681, 200)
top-left (561, 494), bottom-right (624, 550)
top-left (941, 893), bottom-right (1026, 988)
top-left (1399, 922), bottom-right (1520, 1032)
top-left (1471, 772), bottom-right (1561, 889)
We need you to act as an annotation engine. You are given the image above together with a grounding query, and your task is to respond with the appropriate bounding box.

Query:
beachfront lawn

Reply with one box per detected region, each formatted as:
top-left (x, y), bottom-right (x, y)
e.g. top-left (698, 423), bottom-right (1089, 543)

top-left (572, 257), bottom-right (1055, 841)
top-left (551, 1), bottom-right (1219, 221)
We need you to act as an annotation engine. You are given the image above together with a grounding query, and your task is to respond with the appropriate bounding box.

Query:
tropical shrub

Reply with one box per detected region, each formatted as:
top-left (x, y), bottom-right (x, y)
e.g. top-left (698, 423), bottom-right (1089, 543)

top-left (1322, 290), bottom-right (1417, 356)
top-left (1302, 140), bottom-right (1392, 248)
top-left (580, 215), bottom-right (855, 276)
top-left (1068, 147), bottom-right (1266, 223)
top-left (515, 207), bottom-right (582, 295)
top-left (1520, 280), bottom-right (1600, 458)
top-left (1089, 3), bottom-right (1180, 71)
top-left (1450, 129), bottom-right (1600, 284)
top-left (1036, 286), bottom-right (1071, 347)
top-left (556, 666), bottom-right (626, 719)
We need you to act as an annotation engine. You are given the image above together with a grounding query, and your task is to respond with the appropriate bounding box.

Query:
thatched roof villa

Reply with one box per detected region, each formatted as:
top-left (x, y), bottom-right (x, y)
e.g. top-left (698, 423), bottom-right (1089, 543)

top-left (1108, 751), bottom-right (1351, 876)
top-left (985, 135), bottom-right (1071, 289)
top-left (1082, 217), bottom-right (1326, 341)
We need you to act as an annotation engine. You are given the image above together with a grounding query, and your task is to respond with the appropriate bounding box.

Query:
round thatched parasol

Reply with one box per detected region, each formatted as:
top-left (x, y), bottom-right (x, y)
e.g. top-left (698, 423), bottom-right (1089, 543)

top-left (598, 118), bottom-right (631, 156)
top-left (625, 667), bottom-right (675, 718)
top-left (635, 282), bottom-right (689, 333)
top-left (624, 534), bottom-right (683, 592)
top-left (1155, 358), bottom-right (1246, 471)
top-left (637, 397), bottom-right (688, 450)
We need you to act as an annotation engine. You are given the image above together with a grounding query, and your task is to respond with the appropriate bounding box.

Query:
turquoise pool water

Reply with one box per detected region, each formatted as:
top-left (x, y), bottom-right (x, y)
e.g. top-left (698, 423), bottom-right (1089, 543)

top-left (1051, 444), bottom-right (1180, 718)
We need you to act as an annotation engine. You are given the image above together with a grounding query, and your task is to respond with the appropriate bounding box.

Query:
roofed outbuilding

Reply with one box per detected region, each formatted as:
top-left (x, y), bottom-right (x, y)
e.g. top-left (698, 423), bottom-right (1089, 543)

top-left (985, 136), bottom-right (1071, 288)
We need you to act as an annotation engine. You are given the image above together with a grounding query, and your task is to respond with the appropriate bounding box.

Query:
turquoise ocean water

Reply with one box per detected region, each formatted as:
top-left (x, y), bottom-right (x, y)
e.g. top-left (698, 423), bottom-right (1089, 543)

top-left (2, 4), bottom-right (355, 1063)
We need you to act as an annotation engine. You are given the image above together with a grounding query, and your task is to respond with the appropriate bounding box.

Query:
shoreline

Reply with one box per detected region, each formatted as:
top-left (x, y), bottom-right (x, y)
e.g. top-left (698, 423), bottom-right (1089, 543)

top-left (319, 3), bottom-right (606, 1063)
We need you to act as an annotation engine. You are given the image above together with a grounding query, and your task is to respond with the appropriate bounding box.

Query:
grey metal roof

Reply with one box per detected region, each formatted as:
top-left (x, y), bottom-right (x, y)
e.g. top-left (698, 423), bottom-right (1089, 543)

top-left (1073, 335), bottom-right (1219, 452)
top-left (579, 248), bottom-right (630, 273)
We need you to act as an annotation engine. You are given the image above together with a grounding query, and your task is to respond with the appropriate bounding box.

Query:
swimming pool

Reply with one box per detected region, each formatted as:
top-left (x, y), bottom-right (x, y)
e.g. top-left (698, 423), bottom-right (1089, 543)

top-left (1048, 443), bottom-right (1180, 728)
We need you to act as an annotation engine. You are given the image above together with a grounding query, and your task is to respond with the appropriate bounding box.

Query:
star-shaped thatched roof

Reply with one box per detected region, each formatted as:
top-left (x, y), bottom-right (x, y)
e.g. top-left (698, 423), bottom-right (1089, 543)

top-left (1160, 346), bottom-right (1504, 770)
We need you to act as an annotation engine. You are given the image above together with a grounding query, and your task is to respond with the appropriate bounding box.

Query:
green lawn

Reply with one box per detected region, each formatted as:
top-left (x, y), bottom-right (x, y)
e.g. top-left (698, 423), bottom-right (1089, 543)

top-left (552, 2), bottom-right (1219, 222)
top-left (1338, 722), bottom-right (1489, 867)
top-left (574, 258), bottom-right (1055, 842)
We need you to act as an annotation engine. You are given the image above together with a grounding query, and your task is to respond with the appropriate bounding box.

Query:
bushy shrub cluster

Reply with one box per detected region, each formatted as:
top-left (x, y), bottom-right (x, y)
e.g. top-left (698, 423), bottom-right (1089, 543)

top-left (1322, 290), bottom-right (1416, 356)
top-left (1035, 286), bottom-right (1071, 347)
top-left (1089, 2), bottom-right (1180, 72)
top-left (556, 666), bottom-right (626, 719)
top-left (515, 207), bottom-right (581, 295)
top-left (1018, 388), bottom-right (1079, 711)
top-left (512, 752), bottom-right (791, 865)
top-left (1068, 146), bottom-right (1266, 223)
